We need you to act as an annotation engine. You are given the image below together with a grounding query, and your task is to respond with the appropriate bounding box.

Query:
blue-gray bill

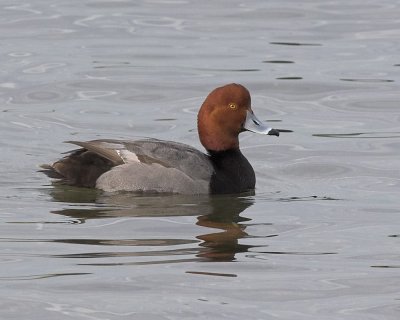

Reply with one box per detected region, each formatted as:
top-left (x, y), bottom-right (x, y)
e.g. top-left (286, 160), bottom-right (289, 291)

top-left (243, 110), bottom-right (280, 136)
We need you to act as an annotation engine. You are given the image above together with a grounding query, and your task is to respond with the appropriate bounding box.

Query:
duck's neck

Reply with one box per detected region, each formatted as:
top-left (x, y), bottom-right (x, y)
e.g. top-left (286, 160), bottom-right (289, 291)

top-left (198, 132), bottom-right (239, 152)
top-left (208, 149), bottom-right (255, 194)
top-left (197, 112), bottom-right (240, 151)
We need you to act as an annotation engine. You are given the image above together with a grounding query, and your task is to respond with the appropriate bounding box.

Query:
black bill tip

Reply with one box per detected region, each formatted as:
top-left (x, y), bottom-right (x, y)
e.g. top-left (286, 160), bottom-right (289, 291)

top-left (268, 128), bottom-right (280, 137)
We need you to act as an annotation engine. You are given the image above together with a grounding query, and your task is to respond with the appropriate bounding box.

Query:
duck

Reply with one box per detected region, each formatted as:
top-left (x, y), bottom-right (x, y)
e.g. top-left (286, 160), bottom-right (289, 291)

top-left (41, 83), bottom-right (279, 194)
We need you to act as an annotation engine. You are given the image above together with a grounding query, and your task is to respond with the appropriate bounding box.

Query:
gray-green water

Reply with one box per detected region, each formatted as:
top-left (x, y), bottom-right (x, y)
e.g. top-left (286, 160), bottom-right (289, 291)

top-left (1, 0), bottom-right (400, 319)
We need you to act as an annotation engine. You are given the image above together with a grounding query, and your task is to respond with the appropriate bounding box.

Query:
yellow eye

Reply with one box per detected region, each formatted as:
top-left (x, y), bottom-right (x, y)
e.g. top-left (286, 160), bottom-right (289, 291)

top-left (228, 103), bottom-right (237, 110)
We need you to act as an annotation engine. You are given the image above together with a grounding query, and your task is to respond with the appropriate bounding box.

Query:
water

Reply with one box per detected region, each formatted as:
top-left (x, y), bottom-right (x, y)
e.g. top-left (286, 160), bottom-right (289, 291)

top-left (1, 0), bottom-right (400, 319)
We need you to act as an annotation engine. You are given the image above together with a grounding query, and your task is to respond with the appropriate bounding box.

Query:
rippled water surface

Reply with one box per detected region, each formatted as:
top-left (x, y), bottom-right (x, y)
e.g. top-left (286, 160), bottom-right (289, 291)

top-left (1, 0), bottom-right (400, 319)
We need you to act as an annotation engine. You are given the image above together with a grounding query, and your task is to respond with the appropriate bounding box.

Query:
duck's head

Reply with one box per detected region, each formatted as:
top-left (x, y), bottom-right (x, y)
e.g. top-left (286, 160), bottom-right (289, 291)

top-left (197, 83), bottom-right (279, 152)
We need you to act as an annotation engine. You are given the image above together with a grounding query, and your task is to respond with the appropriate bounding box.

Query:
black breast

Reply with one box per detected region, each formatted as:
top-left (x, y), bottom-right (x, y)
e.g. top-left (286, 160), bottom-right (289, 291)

top-left (209, 149), bottom-right (256, 194)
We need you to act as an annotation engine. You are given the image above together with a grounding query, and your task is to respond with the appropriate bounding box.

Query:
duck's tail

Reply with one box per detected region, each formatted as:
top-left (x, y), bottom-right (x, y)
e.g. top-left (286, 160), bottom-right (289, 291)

top-left (39, 148), bottom-right (114, 188)
top-left (39, 164), bottom-right (65, 179)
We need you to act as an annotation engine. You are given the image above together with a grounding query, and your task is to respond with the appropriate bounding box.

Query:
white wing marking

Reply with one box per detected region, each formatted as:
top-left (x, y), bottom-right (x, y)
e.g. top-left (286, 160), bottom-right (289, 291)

top-left (116, 149), bottom-right (140, 163)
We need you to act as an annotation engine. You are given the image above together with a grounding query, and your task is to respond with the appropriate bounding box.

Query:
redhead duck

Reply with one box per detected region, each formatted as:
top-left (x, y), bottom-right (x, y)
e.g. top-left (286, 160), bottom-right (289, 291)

top-left (41, 83), bottom-right (279, 194)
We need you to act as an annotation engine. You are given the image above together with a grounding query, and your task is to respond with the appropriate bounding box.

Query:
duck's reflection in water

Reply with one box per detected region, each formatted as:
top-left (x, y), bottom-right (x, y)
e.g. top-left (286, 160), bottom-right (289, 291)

top-left (47, 185), bottom-right (257, 262)
top-left (195, 195), bottom-right (254, 261)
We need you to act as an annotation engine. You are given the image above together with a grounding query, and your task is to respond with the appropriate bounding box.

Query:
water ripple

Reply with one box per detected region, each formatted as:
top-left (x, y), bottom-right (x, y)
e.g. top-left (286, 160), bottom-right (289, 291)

top-left (270, 41), bottom-right (322, 46)
top-left (313, 132), bottom-right (400, 139)
top-left (0, 273), bottom-right (91, 281)
top-left (340, 78), bottom-right (395, 83)
top-left (23, 62), bottom-right (66, 74)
